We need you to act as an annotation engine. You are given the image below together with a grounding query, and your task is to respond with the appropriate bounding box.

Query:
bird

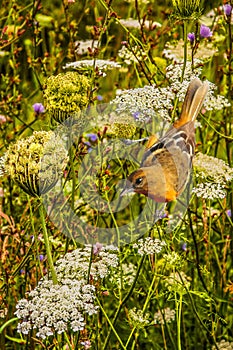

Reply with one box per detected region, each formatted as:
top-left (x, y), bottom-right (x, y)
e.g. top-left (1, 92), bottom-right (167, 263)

top-left (121, 78), bottom-right (209, 203)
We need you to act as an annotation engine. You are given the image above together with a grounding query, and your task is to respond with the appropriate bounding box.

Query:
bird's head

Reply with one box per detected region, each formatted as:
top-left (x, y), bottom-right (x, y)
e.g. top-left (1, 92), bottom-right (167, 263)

top-left (120, 169), bottom-right (149, 197)
top-left (120, 167), bottom-right (174, 202)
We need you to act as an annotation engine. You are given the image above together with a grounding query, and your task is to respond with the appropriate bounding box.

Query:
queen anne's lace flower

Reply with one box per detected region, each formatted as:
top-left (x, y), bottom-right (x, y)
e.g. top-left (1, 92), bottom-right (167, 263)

top-left (15, 244), bottom-right (119, 339)
top-left (128, 308), bottom-right (150, 328)
top-left (133, 237), bottom-right (166, 255)
top-left (112, 85), bottom-right (174, 122)
top-left (63, 59), bottom-right (121, 74)
top-left (212, 339), bottom-right (233, 350)
top-left (154, 307), bottom-right (176, 325)
top-left (193, 153), bottom-right (233, 200)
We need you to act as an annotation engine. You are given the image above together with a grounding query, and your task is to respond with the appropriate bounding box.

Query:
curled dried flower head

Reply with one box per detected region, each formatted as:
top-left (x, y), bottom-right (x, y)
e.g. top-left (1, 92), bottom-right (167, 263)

top-left (2, 131), bottom-right (68, 197)
top-left (172, 0), bottom-right (202, 19)
top-left (43, 72), bottom-right (90, 124)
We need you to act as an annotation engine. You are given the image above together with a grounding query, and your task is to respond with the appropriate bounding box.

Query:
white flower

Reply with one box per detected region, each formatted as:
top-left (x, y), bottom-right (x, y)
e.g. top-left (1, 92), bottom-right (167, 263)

top-left (192, 153), bottom-right (233, 200)
top-left (118, 45), bottom-right (148, 65)
top-left (154, 307), bottom-right (176, 325)
top-left (165, 271), bottom-right (191, 293)
top-left (111, 85), bottom-right (174, 122)
top-left (128, 308), bottom-right (150, 328)
top-left (75, 40), bottom-right (98, 55)
top-left (166, 61), bottom-right (230, 111)
top-left (192, 182), bottom-right (227, 200)
top-left (133, 237), bottom-right (166, 255)
top-left (15, 279), bottom-right (97, 338)
top-left (119, 18), bottom-right (161, 29)
top-left (63, 59), bottom-right (121, 73)
top-left (15, 244), bottom-right (119, 338)
top-left (212, 339), bottom-right (233, 350)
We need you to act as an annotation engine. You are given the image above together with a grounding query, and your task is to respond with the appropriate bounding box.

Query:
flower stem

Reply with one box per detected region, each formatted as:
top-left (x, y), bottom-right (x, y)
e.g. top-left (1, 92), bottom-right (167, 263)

top-left (38, 198), bottom-right (58, 284)
top-left (181, 21), bottom-right (188, 82)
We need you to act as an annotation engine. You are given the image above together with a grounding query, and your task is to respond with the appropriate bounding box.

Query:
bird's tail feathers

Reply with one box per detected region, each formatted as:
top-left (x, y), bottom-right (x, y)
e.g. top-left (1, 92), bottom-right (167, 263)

top-left (174, 78), bottom-right (209, 128)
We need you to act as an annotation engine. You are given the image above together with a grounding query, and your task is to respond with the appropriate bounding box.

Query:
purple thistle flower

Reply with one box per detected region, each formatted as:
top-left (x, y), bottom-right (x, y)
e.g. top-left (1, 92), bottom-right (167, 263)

top-left (200, 24), bottom-right (213, 38)
top-left (226, 209), bottom-right (231, 217)
top-left (86, 133), bottom-right (98, 142)
top-left (33, 103), bottom-right (45, 114)
top-left (187, 32), bottom-right (195, 44)
top-left (223, 4), bottom-right (232, 16)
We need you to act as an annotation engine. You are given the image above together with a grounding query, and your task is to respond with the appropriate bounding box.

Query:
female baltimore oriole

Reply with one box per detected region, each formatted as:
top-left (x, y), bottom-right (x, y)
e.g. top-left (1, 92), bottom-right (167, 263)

top-left (121, 78), bottom-right (209, 202)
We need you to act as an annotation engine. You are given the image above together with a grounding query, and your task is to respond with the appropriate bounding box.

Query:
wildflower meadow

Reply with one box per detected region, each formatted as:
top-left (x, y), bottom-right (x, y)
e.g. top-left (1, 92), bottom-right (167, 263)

top-left (0, 0), bottom-right (233, 349)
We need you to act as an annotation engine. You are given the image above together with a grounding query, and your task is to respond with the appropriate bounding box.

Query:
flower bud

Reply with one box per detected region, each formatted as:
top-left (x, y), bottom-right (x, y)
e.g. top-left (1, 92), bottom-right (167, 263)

top-left (43, 72), bottom-right (90, 124)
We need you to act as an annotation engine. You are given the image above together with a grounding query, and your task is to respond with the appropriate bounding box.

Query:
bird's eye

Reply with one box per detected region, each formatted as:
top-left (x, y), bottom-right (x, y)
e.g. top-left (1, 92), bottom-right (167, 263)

top-left (135, 177), bottom-right (143, 186)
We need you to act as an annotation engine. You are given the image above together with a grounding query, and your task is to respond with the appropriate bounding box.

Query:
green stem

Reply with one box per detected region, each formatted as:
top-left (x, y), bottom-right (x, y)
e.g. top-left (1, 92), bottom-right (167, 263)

top-left (181, 21), bottom-right (188, 82)
top-left (96, 297), bottom-right (127, 350)
top-left (177, 293), bottom-right (182, 350)
top-left (28, 195), bottom-right (43, 276)
top-left (103, 255), bottom-right (145, 349)
top-left (38, 198), bottom-right (58, 284)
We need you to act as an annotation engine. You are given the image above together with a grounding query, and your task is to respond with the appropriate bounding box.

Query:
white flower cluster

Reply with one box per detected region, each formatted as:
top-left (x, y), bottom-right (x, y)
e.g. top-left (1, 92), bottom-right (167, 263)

top-left (63, 59), bottom-right (121, 75)
top-left (112, 85), bottom-right (174, 122)
top-left (154, 307), bottom-right (176, 325)
top-left (193, 153), bottom-right (233, 200)
top-left (128, 307), bottom-right (150, 328)
top-left (15, 244), bottom-right (119, 339)
top-left (119, 18), bottom-right (161, 29)
top-left (118, 45), bottom-right (148, 65)
top-left (55, 244), bottom-right (119, 280)
top-left (75, 40), bottom-right (98, 55)
top-left (165, 271), bottom-right (191, 293)
top-left (164, 251), bottom-right (183, 268)
top-left (111, 59), bottom-right (229, 124)
top-left (166, 61), bottom-right (231, 111)
top-left (212, 339), bottom-right (233, 350)
top-left (192, 182), bottom-right (226, 200)
top-left (133, 237), bottom-right (166, 255)
top-left (15, 279), bottom-right (97, 338)
top-left (109, 262), bottom-right (137, 288)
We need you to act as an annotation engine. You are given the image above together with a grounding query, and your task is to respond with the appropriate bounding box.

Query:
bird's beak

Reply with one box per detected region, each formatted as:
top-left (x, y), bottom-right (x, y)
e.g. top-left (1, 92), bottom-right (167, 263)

top-left (120, 182), bottom-right (135, 197)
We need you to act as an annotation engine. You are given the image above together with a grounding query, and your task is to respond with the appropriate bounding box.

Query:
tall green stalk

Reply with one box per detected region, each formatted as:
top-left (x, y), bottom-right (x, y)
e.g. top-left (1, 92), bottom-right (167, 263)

top-left (38, 198), bottom-right (58, 284)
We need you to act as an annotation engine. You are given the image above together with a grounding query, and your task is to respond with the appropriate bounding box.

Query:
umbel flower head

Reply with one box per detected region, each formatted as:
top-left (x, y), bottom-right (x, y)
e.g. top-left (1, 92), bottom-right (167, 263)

top-left (15, 244), bottom-right (119, 339)
top-left (107, 112), bottom-right (137, 139)
top-left (172, 0), bottom-right (202, 20)
top-left (43, 71), bottom-right (90, 124)
top-left (1, 131), bottom-right (68, 197)
top-left (192, 153), bottom-right (233, 200)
